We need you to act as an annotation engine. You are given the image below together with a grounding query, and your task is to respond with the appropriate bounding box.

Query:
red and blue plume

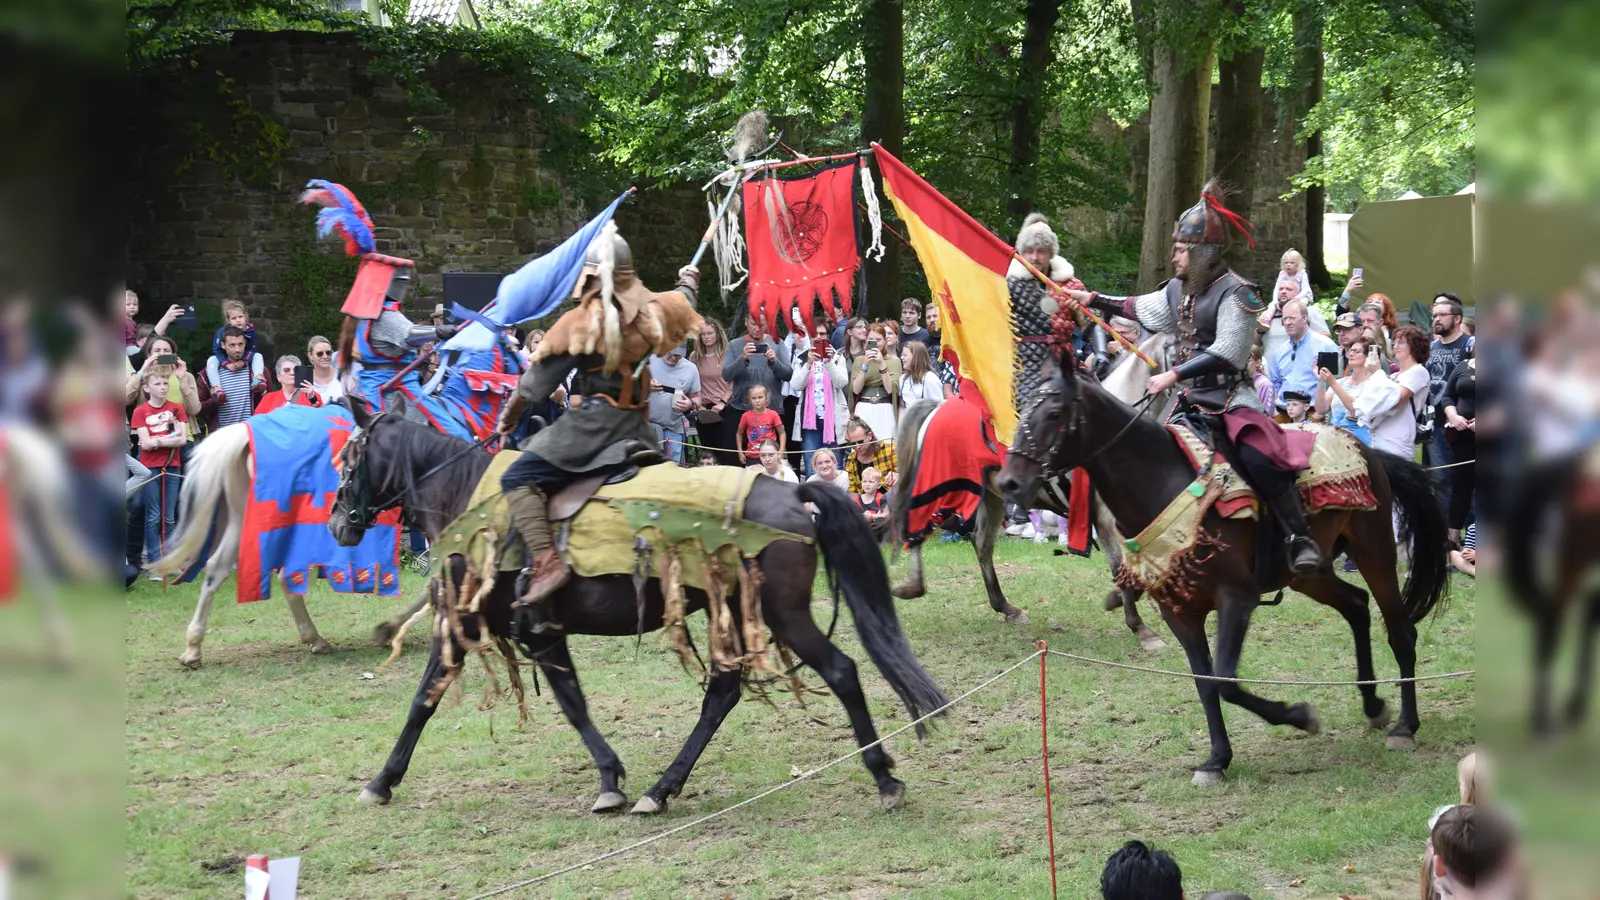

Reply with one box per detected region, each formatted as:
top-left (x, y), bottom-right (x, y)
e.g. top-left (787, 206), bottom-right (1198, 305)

top-left (299, 179), bottom-right (376, 257)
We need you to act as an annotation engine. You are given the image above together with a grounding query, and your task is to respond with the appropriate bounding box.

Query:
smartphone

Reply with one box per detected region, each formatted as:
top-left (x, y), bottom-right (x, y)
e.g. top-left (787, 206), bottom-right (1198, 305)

top-left (753, 342), bottom-right (768, 354)
top-left (1316, 351), bottom-right (1341, 376)
top-left (173, 305), bottom-right (198, 331)
top-left (867, 339), bottom-right (879, 352)
top-left (293, 365), bottom-right (315, 388)
top-left (155, 354), bottom-right (178, 367)
top-left (1351, 267), bottom-right (1363, 280)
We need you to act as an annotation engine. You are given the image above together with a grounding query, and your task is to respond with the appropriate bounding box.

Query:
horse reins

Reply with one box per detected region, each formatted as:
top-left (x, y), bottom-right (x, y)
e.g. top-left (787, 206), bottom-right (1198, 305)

top-left (345, 413), bottom-right (501, 527)
top-left (1012, 383), bottom-right (1158, 478)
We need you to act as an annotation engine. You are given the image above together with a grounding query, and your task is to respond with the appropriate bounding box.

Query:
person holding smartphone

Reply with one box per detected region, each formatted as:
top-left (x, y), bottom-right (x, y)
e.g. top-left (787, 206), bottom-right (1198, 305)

top-left (720, 313), bottom-right (793, 445)
top-left (789, 321), bottom-right (849, 477)
top-left (848, 321), bottom-right (901, 442)
top-left (253, 354), bottom-right (324, 416)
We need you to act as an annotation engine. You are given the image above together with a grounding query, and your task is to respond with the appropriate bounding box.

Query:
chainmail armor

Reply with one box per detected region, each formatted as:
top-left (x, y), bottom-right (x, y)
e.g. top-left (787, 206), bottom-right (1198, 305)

top-left (368, 309), bottom-right (415, 357)
top-left (1009, 275), bottom-right (1072, 411)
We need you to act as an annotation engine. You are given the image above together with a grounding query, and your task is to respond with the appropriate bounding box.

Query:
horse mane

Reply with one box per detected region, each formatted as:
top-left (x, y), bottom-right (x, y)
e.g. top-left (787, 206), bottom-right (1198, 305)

top-left (372, 416), bottom-right (493, 529)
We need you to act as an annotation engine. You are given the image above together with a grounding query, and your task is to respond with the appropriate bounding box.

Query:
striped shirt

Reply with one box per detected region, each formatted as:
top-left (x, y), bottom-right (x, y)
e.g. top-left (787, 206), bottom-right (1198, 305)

top-left (210, 359), bottom-right (255, 428)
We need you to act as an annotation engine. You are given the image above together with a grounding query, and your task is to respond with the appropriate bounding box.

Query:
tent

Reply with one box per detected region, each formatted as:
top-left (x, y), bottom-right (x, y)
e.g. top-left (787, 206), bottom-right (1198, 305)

top-left (1347, 191), bottom-right (1475, 320)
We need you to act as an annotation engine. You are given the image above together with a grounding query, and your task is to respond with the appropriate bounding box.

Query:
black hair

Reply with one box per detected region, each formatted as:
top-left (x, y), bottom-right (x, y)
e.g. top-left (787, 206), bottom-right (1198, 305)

top-left (1101, 840), bottom-right (1183, 900)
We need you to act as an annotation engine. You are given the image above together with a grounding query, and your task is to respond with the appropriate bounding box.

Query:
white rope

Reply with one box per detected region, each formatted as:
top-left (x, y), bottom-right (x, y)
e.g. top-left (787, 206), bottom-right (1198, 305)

top-left (859, 160), bottom-right (886, 263)
top-left (710, 192), bottom-right (748, 295)
top-left (1044, 650), bottom-right (1474, 686)
top-left (462, 649), bottom-right (1046, 899)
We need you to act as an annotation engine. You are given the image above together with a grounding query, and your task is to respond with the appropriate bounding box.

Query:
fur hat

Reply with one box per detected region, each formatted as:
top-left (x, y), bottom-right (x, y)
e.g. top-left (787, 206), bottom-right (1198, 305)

top-left (1015, 212), bottom-right (1059, 257)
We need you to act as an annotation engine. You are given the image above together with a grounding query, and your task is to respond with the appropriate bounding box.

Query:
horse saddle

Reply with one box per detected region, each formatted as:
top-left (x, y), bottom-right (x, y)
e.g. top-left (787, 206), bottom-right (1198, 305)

top-left (548, 440), bottom-right (661, 522)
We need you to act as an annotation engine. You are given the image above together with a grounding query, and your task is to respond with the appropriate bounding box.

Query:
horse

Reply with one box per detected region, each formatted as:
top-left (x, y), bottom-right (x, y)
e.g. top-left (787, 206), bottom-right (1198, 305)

top-left (146, 417), bottom-right (436, 669)
top-left (327, 400), bottom-right (949, 814)
top-left (889, 333), bottom-right (1174, 651)
top-left (997, 351), bottom-right (1451, 785)
top-left (0, 422), bottom-right (104, 666)
top-left (1505, 450), bottom-right (1600, 735)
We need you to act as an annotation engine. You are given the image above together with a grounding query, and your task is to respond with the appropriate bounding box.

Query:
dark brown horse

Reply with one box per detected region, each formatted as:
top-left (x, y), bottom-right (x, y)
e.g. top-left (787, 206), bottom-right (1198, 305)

top-left (997, 353), bottom-right (1451, 784)
top-left (328, 400), bottom-right (949, 814)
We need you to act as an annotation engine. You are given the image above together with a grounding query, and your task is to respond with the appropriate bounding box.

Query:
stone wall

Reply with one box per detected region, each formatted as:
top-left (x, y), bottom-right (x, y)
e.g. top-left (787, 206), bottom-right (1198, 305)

top-left (127, 31), bottom-right (598, 348)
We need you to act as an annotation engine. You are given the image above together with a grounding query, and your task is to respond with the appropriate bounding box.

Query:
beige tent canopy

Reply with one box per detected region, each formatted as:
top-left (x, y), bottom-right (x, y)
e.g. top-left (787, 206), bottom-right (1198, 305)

top-left (1347, 192), bottom-right (1475, 319)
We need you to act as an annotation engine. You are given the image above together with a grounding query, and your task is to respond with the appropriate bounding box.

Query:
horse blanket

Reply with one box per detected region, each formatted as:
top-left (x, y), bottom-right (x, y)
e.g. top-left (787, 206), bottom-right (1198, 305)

top-left (437, 458), bottom-right (808, 676)
top-left (1115, 421), bottom-right (1377, 607)
top-left (180, 404), bottom-right (403, 603)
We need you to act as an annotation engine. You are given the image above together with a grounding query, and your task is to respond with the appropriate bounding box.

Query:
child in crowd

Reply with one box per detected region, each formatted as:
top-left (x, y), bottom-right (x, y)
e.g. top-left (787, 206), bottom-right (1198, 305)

top-left (854, 466), bottom-right (890, 541)
top-left (736, 384), bottom-right (785, 463)
top-left (1425, 804), bottom-right (1523, 899)
top-left (211, 300), bottom-right (263, 376)
top-left (131, 372), bottom-right (189, 570)
top-left (697, 451), bottom-right (720, 467)
top-left (124, 289), bottom-right (141, 356)
top-left (1274, 248), bottom-right (1314, 305)
top-left (752, 439), bottom-right (798, 483)
top-left (1281, 389), bottom-right (1311, 424)
top-left (1026, 509), bottom-right (1071, 547)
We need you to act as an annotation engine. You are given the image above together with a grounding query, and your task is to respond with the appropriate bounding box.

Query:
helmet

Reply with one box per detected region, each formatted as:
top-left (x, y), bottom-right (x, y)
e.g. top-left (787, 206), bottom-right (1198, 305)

top-left (1172, 179), bottom-right (1230, 246)
top-left (583, 229), bottom-right (634, 270)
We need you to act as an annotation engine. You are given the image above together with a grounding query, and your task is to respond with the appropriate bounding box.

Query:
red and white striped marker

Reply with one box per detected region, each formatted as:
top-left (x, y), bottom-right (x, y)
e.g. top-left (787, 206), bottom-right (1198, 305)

top-left (244, 854), bottom-right (270, 900)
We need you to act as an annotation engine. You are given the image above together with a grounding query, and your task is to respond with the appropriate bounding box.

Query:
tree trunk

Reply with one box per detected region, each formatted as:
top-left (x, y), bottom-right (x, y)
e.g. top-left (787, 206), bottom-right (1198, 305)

top-left (861, 0), bottom-right (904, 317)
top-left (1212, 0), bottom-right (1264, 267)
top-left (1138, 40), bottom-right (1213, 290)
top-left (1294, 1), bottom-right (1331, 288)
top-left (1005, 0), bottom-right (1065, 223)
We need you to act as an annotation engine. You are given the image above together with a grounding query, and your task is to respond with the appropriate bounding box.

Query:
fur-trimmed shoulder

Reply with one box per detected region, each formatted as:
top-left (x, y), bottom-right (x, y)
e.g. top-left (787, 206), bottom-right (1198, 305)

top-left (1005, 255), bottom-right (1075, 283)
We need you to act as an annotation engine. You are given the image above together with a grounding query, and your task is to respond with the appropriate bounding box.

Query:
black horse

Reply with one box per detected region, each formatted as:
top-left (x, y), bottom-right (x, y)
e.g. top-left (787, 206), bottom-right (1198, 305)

top-left (997, 353), bottom-right (1451, 784)
top-left (329, 400), bottom-right (949, 814)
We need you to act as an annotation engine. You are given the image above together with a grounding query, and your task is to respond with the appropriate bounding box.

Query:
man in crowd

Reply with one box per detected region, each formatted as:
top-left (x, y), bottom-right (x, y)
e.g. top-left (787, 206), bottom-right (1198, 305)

top-left (647, 344), bottom-right (701, 465)
top-left (722, 313), bottom-right (793, 441)
top-left (1265, 299), bottom-right (1337, 416)
top-left (842, 417), bottom-right (897, 494)
top-left (924, 302), bottom-right (957, 398)
top-left (1426, 293), bottom-right (1473, 512)
top-left (204, 325), bottom-right (266, 430)
top-left (898, 297), bottom-right (931, 348)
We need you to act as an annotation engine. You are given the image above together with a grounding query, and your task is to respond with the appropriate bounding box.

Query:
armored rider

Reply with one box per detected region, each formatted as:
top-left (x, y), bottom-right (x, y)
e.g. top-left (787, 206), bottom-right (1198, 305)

top-left (494, 223), bottom-right (702, 633)
top-left (1064, 179), bottom-right (1323, 575)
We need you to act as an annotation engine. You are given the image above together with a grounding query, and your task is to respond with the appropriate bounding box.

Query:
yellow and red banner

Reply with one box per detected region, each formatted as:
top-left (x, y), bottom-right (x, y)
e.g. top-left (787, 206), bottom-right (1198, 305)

top-left (873, 145), bottom-right (1022, 443)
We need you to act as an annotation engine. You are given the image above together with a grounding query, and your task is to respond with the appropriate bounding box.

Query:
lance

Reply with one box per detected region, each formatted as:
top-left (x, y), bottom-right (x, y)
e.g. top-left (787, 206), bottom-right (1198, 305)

top-left (688, 111), bottom-right (780, 269)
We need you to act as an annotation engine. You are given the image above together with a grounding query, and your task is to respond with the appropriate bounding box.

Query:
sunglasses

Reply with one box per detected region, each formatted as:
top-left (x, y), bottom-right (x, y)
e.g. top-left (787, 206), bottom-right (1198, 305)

top-left (311, 350), bottom-right (332, 357)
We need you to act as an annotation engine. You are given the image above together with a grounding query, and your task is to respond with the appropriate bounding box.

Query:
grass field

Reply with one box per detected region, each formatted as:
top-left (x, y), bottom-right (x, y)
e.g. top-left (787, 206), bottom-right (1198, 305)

top-left (124, 537), bottom-right (1477, 898)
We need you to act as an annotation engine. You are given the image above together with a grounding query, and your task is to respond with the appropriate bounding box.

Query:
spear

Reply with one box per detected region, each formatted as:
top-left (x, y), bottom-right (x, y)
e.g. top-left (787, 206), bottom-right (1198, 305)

top-left (688, 111), bottom-right (777, 269)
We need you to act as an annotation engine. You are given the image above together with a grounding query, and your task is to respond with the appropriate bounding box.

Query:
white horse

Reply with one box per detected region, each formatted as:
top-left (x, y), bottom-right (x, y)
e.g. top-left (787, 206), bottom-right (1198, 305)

top-left (0, 422), bottom-right (105, 666)
top-left (146, 421), bottom-right (430, 669)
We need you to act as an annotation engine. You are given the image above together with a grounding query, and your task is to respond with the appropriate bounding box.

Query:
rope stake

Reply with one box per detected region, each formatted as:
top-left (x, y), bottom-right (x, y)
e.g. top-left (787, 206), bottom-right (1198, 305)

top-left (1037, 640), bottom-right (1058, 900)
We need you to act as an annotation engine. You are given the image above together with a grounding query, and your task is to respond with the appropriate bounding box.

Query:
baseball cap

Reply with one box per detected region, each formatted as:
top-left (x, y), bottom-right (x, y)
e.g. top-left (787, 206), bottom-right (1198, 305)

top-left (1333, 312), bottom-right (1359, 329)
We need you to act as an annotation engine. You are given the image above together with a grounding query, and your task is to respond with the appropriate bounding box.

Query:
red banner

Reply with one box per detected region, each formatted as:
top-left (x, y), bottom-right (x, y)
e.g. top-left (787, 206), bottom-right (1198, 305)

top-left (742, 162), bottom-right (859, 338)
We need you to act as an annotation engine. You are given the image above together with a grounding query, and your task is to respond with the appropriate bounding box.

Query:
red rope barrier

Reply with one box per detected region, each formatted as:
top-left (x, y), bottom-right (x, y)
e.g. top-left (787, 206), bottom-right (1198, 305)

top-left (1037, 639), bottom-right (1058, 899)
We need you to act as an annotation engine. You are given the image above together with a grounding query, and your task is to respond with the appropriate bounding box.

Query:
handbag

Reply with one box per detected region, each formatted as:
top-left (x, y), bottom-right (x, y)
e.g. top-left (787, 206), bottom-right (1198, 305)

top-left (1413, 394), bottom-right (1435, 444)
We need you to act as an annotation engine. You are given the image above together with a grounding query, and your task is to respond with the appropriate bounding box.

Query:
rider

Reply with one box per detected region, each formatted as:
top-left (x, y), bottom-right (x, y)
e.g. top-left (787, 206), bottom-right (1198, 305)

top-left (1066, 179), bottom-right (1323, 575)
top-left (494, 224), bottom-right (701, 633)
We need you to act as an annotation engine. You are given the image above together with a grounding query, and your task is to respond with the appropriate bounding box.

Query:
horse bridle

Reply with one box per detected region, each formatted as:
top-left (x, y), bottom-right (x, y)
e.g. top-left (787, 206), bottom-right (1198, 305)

top-left (1010, 376), bottom-right (1157, 479)
top-left (339, 410), bottom-right (500, 529)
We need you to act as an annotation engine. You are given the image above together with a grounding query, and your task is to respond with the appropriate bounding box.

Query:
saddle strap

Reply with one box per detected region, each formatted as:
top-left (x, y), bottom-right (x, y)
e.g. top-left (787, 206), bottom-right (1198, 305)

top-left (549, 471), bottom-right (610, 522)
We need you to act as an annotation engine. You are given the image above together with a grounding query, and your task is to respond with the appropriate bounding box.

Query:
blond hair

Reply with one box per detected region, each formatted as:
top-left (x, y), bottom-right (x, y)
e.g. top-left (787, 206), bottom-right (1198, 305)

top-left (222, 299), bottom-right (247, 316)
top-left (1281, 248), bottom-right (1305, 269)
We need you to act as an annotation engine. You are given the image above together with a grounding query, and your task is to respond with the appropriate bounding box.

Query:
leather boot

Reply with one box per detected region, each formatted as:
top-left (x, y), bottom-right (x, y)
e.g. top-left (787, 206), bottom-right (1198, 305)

top-left (1264, 485), bottom-right (1323, 575)
top-left (505, 485), bottom-right (568, 633)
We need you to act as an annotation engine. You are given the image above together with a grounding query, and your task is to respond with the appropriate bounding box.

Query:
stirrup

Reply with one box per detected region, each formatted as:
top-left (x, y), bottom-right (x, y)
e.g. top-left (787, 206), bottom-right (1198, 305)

top-left (1285, 535), bottom-right (1323, 575)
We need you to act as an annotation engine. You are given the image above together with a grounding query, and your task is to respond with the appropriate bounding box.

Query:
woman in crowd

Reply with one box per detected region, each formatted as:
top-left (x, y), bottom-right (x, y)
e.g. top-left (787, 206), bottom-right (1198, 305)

top-left (789, 320), bottom-right (848, 478)
top-left (304, 335), bottom-right (345, 404)
top-left (125, 333), bottom-right (208, 464)
top-left (752, 438), bottom-right (798, 483)
top-left (254, 354), bottom-right (323, 416)
top-left (806, 448), bottom-right (850, 490)
top-left (1314, 337), bottom-right (1398, 447)
top-left (1441, 343), bottom-right (1477, 543)
top-left (898, 341), bottom-right (943, 410)
top-left (849, 319), bottom-right (900, 441)
top-left (689, 320), bottom-right (734, 463)
top-left (1376, 325), bottom-right (1433, 457)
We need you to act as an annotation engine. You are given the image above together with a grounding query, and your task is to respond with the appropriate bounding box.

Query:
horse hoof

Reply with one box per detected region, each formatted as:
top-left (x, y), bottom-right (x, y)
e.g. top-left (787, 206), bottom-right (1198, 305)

top-left (1386, 734), bottom-right (1417, 752)
top-left (372, 622), bottom-right (398, 648)
top-left (1294, 703), bottom-right (1321, 735)
top-left (1367, 703), bottom-right (1393, 730)
top-left (309, 639), bottom-right (334, 655)
top-left (1191, 769), bottom-right (1226, 787)
top-left (892, 582), bottom-right (924, 600)
top-left (591, 791), bottom-right (628, 814)
top-left (178, 651), bottom-right (202, 670)
top-left (1102, 591), bottom-right (1123, 612)
top-left (879, 780), bottom-right (906, 811)
top-left (1003, 609), bottom-right (1030, 625)
top-left (359, 787), bottom-right (391, 807)
top-left (1137, 630), bottom-right (1167, 652)
top-left (631, 795), bottom-right (665, 815)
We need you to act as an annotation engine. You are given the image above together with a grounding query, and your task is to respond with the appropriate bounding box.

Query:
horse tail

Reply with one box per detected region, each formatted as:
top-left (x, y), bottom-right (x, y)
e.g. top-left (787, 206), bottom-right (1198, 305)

top-left (148, 424), bottom-right (251, 581)
top-left (1376, 449), bottom-right (1451, 624)
top-left (888, 400), bottom-right (940, 552)
top-left (798, 481), bottom-right (949, 735)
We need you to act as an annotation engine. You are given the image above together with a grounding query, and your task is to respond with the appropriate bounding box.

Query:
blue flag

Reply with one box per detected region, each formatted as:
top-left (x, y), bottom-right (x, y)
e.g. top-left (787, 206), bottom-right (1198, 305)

top-left (441, 191), bottom-right (631, 352)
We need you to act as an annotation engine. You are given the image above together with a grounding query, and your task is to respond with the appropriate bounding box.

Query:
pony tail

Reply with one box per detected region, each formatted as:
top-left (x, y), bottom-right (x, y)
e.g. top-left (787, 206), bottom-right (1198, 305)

top-left (598, 223), bottom-right (622, 373)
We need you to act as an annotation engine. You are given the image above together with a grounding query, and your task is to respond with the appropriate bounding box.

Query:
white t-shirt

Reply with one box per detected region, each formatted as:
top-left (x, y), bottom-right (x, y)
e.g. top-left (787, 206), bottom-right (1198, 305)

top-left (1369, 365), bottom-right (1429, 456)
top-left (806, 470), bottom-right (850, 491)
top-left (900, 372), bottom-right (944, 404)
top-left (310, 373), bottom-right (346, 405)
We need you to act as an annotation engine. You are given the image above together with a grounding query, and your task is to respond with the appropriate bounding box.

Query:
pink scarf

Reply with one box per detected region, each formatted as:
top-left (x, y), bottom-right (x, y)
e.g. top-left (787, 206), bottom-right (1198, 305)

top-left (801, 363), bottom-right (837, 444)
